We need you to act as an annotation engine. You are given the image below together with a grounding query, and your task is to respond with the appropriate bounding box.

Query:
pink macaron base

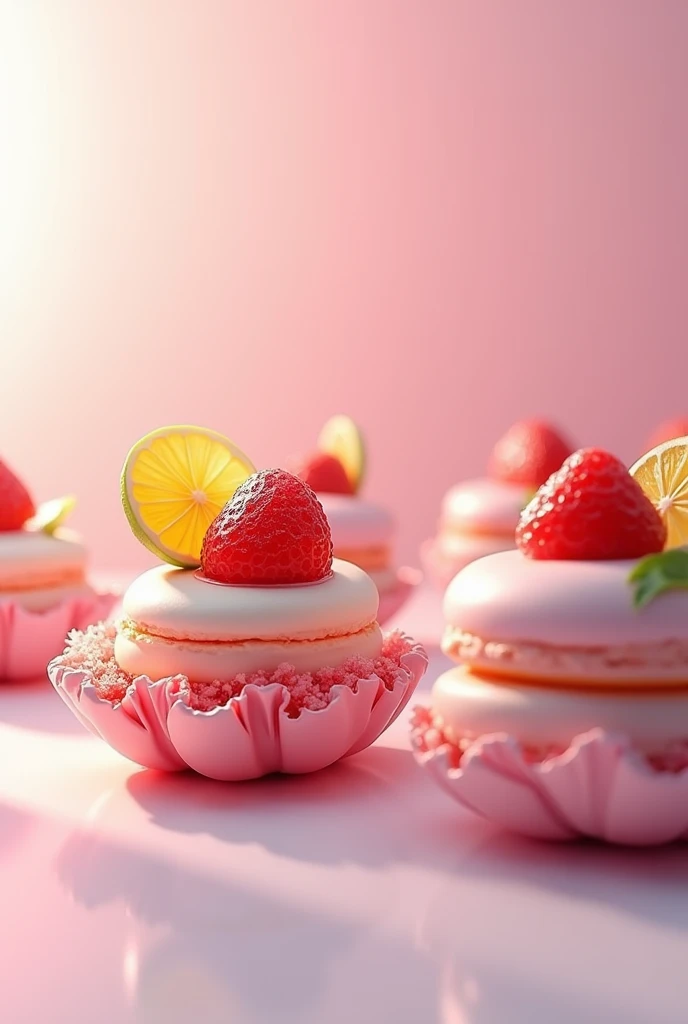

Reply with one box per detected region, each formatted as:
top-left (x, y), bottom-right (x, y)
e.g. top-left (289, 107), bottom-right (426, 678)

top-left (376, 567), bottom-right (422, 625)
top-left (410, 705), bottom-right (688, 846)
top-left (48, 628), bottom-right (428, 780)
top-left (0, 591), bottom-right (119, 681)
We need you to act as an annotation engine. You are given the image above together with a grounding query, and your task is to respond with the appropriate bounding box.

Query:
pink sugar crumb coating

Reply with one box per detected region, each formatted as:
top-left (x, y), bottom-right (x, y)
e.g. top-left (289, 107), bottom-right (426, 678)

top-left (412, 705), bottom-right (688, 774)
top-left (62, 624), bottom-right (133, 703)
top-left (61, 624), bottom-right (414, 716)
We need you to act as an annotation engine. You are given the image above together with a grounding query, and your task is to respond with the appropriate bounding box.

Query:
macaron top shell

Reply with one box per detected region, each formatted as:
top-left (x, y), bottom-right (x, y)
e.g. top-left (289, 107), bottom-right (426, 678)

top-left (0, 528), bottom-right (87, 586)
top-left (443, 549), bottom-right (688, 648)
top-left (440, 479), bottom-right (529, 535)
top-left (317, 495), bottom-right (394, 549)
top-left (121, 558), bottom-right (379, 643)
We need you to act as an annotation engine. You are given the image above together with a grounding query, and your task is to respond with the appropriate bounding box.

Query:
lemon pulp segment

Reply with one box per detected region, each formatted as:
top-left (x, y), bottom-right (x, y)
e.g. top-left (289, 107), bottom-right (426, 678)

top-left (25, 495), bottom-right (77, 534)
top-left (630, 437), bottom-right (688, 549)
top-left (317, 414), bottom-right (366, 492)
top-left (121, 426), bottom-right (255, 567)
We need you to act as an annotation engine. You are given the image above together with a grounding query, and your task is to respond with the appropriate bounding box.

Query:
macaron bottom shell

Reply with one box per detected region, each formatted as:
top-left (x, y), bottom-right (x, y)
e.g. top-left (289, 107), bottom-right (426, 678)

top-left (430, 666), bottom-right (688, 757)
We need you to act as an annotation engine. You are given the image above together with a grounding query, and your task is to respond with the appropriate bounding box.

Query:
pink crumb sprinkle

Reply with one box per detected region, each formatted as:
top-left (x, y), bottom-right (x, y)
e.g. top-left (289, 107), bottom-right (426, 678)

top-left (411, 706), bottom-right (688, 775)
top-left (59, 624), bottom-right (413, 717)
top-left (62, 623), bottom-right (133, 703)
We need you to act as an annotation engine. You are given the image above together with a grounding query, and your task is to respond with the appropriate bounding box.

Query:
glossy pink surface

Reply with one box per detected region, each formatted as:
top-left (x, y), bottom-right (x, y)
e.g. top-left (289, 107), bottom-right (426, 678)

top-left (3, 2), bottom-right (688, 575)
top-left (1, 585), bottom-right (688, 1022)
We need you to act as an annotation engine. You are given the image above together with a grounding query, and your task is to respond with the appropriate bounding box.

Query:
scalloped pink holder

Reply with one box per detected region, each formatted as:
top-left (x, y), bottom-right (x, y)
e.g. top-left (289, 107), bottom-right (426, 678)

top-left (49, 636), bottom-right (428, 780)
top-left (0, 592), bottom-right (118, 681)
top-left (411, 707), bottom-right (688, 846)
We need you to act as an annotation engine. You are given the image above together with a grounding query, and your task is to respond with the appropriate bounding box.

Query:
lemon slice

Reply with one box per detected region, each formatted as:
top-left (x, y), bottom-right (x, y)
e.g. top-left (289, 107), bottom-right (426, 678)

top-left (317, 414), bottom-right (366, 492)
top-left (630, 436), bottom-right (688, 548)
top-left (121, 426), bottom-right (256, 567)
top-left (25, 495), bottom-right (76, 534)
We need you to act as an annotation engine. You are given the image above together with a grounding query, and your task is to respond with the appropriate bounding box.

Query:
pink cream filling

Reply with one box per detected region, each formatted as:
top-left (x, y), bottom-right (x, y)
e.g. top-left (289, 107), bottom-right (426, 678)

top-left (413, 705), bottom-right (688, 774)
top-left (443, 628), bottom-right (688, 679)
top-left (61, 624), bottom-right (413, 717)
top-left (0, 566), bottom-right (86, 591)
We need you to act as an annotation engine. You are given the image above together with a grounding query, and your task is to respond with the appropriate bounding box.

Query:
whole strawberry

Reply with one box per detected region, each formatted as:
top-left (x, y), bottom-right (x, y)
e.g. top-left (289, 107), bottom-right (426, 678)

top-left (296, 452), bottom-right (354, 495)
top-left (0, 459), bottom-right (35, 532)
top-left (516, 448), bottom-right (666, 561)
top-left (489, 420), bottom-right (573, 488)
top-left (200, 469), bottom-right (333, 584)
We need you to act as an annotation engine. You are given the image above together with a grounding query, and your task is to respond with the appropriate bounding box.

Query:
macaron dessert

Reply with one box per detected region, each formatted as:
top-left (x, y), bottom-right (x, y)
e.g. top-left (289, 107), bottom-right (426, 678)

top-left (50, 426), bottom-right (427, 780)
top-left (412, 444), bottom-right (688, 845)
top-left (0, 458), bottom-right (115, 680)
top-left (422, 420), bottom-right (574, 589)
top-left (294, 415), bottom-right (418, 623)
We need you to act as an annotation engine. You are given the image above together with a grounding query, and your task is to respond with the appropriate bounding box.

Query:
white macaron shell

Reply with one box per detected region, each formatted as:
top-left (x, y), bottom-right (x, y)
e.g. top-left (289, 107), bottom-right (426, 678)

top-left (0, 528), bottom-right (87, 590)
top-left (120, 558), bottom-right (379, 643)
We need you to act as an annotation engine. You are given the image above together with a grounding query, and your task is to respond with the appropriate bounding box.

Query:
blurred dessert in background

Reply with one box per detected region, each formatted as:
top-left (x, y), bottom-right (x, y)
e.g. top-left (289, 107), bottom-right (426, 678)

top-left (0, 456), bottom-right (116, 680)
top-left (294, 415), bottom-right (418, 623)
top-left (645, 417), bottom-right (688, 451)
top-left (421, 419), bottom-right (574, 589)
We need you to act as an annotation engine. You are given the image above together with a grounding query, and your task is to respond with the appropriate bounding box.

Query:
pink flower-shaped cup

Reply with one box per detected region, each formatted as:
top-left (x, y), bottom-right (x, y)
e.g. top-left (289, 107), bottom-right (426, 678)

top-left (411, 706), bottom-right (688, 846)
top-left (0, 591), bottom-right (118, 681)
top-left (49, 628), bottom-right (427, 780)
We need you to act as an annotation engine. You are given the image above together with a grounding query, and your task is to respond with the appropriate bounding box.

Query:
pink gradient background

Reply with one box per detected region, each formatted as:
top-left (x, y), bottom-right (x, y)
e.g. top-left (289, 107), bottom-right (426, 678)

top-left (2, 1), bottom-right (688, 573)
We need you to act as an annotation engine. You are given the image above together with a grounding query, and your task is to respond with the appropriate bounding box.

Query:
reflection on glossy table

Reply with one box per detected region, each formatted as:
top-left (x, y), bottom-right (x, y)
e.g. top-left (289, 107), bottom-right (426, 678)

top-left (1, 582), bottom-right (687, 1024)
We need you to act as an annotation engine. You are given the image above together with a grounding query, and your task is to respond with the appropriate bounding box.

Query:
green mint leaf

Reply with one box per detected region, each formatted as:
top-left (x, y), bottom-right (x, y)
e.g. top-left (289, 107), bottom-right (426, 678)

top-left (628, 548), bottom-right (688, 608)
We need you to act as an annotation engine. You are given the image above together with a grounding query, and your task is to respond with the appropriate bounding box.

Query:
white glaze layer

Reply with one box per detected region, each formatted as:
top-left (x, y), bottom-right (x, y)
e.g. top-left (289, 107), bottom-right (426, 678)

top-left (120, 559), bottom-right (379, 643)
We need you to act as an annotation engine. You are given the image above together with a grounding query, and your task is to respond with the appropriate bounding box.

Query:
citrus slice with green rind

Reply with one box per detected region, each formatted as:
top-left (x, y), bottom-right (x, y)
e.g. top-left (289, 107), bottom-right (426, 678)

top-left (121, 426), bottom-right (256, 567)
top-left (25, 495), bottom-right (77, 534)
top-left (630, 436), bottom-right (688, 549)
top-left (317, 415), bottom-right (366, 492)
